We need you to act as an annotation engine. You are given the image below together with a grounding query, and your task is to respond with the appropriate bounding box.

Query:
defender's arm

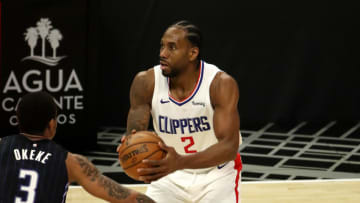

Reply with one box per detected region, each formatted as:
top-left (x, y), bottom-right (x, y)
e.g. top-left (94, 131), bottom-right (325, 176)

top-left (66, 153), bottom-right (154, 203)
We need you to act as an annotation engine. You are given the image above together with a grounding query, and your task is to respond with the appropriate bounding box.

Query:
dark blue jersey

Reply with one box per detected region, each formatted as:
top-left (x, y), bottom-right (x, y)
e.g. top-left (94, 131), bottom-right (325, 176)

top-left (0, 134), bottom-right (69, 203)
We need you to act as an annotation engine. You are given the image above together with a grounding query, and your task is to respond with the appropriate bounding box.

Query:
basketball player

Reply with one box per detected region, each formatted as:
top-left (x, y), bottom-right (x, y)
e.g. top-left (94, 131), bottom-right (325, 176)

top-left (120, 21), bottom-right (242, 202)
top-left (0, 92), bottom-right (154, 203)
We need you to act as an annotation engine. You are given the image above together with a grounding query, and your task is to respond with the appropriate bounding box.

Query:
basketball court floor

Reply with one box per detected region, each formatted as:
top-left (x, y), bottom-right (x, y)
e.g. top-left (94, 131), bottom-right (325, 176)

top-left (71, 121), bottom-right (360, 202)
top-left (67, 179), bottom-right (360, 202)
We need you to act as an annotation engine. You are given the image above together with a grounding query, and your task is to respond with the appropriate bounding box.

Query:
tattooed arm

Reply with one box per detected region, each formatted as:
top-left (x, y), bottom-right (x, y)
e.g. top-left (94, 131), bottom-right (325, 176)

top-left (126, 68), bottom-right (155, 135)
top-left (66, 153), bottom-right (155, 203)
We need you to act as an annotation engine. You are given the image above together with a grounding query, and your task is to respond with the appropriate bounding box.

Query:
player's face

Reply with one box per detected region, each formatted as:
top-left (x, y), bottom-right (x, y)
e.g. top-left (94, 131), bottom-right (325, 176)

top-left (159, 27), bottom-right (193, 77)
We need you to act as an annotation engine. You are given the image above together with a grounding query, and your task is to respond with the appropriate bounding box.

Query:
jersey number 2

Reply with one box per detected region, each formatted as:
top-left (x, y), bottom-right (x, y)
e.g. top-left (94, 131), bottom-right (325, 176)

top-left (181, 136), bottom-right (197, 153)
top-left (15, 169), bottom-right (39, 203)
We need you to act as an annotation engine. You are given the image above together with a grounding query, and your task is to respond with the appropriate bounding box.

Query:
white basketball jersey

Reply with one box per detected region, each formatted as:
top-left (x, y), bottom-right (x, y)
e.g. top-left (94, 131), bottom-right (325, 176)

top-left (151, 61), bottom-right (221, 156)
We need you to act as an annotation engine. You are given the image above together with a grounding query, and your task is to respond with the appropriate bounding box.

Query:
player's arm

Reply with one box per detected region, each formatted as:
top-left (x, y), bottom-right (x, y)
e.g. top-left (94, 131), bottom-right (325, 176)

top-left (138, 72), bottom-right (239, 181)
top-left (173, 72), bottom-right (240, 167)
top-left (66, 152), bottom-right (155, 203)
top-left (126, 68), bottom-right (155, 135)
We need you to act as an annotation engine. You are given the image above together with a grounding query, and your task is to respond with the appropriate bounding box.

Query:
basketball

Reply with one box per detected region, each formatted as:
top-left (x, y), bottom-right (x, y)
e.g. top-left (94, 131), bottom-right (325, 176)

top-left (118, 131), bottom-right (166, 181)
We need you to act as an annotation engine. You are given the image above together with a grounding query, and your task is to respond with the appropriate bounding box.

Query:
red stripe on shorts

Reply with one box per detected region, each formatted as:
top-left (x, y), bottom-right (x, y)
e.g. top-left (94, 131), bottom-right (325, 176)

top-left (234, 153), bottom-right (242, 203)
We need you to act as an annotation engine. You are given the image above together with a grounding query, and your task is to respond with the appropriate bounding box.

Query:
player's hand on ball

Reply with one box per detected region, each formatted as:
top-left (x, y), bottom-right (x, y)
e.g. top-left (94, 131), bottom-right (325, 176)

top-left (138, 142), bottom-right (181, 183)
top-left (116, 129), bottom-right (137, 152)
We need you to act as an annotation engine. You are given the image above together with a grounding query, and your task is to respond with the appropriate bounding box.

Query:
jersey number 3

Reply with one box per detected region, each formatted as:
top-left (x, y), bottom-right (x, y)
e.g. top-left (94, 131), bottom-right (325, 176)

top-left (181, 136), bottom-right (197, 153)
top-left (15, 169), bottom-right (39, 203)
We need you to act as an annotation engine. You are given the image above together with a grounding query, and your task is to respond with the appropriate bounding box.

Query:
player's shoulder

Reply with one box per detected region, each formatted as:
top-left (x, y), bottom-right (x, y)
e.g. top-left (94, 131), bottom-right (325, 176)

top-left (212, 71), bottom-right (238, 90)
top-left (0, 135), bottom-right (9, 142)
top-left (210, 71), bottom-right (239, 106)
top-left (131, 67), bottom-right (155, 101)
top-left (133, 67), bottom-right (155, 86)
top-left (0, 134), bottom-right (20, 143)
top-left (43, 139), bottom-right (68, 156)
top-left (135, 67), bottom-right (155, 78)
top-left (203, 61), bottom-right (220, 70)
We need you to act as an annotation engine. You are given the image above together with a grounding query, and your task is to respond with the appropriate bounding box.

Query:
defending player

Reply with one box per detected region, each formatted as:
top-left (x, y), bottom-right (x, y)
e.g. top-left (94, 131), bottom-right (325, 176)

top-left (121, 21), bottom-right (242, 202)
top-left (0, 91), bottom-right (154, 203)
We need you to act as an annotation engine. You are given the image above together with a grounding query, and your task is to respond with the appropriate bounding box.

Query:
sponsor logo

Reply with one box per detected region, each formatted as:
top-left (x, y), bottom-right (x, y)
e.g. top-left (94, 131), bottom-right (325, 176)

top-left (22, 18), bottom-right (66, 66)
top-left (160, 99), bottom-right (170, 104)
top-left (120, 144), bottom-right (149, 163)
top-left (192, 101), bottom-right (205, 107)
top-left (1, 17), bottom-right (84, 126)
top-left (217, 162), bottom-right (228, 169)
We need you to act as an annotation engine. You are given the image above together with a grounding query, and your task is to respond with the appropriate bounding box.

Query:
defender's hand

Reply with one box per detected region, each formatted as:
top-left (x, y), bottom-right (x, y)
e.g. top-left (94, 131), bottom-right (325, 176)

top-left (116, 129), bottom-right (137, 152)
top-left (137, 142), bottom-right (181, 183)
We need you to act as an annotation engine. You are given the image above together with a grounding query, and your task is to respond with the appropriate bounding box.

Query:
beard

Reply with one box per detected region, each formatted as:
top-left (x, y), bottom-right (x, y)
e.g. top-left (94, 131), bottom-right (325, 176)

top-left (161, 66), bottom-right (181, 78)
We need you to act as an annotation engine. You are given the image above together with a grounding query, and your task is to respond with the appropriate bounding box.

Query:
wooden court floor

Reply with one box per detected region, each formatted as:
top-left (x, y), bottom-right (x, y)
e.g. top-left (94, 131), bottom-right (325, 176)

top-left (67, 179), bottom-right (360, 203)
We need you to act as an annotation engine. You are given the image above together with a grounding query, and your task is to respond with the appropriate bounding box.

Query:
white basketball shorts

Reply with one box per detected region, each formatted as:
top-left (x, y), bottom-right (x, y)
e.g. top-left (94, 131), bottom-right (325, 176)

top-left (146, 154), bottom-right (242, 203)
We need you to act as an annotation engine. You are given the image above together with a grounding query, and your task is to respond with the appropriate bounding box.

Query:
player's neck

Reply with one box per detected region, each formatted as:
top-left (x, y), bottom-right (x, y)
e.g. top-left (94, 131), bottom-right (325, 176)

top-left (21, 132), bottom-right (51, 141)
top-left (168, 62), bottom-right (200, 101)
top-left (170, 61), bottom-right (200, 91)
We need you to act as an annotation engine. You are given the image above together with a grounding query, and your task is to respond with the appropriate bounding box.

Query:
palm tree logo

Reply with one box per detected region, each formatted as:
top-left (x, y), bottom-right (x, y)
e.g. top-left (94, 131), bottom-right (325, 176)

top-left (24, 27), bottom-right (38, 57)
top-left (37, 18), bottom-right (53, 58)
top-left (48, 29), bottom-right (63, 59)
top-left (22, 18), bottom-right (66, 66)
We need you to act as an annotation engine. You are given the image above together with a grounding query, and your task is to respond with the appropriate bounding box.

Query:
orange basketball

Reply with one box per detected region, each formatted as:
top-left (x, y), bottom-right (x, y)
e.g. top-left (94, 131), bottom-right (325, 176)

top-left (118, 131), bottom-right (166, 181)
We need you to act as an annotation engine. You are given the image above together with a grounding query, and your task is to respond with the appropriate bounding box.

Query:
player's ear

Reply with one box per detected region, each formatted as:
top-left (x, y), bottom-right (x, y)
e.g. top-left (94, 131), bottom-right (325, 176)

top-left (189, 46), bottom-right (199, 61)
top-left (49, 119), bottom-right (57, 129)
top-left (46, 118), bottom-right (57, 138)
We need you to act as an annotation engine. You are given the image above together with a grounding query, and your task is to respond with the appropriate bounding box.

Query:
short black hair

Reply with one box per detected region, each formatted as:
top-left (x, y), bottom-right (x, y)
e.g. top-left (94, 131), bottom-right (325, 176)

top-left (17, 91), bottom-right (57, 135)
top-left (170, 20), bottom-right (202, 59)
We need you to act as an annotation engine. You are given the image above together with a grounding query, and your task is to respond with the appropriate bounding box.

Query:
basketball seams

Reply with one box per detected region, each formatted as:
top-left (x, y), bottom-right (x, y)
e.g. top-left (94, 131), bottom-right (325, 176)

top-left (118, 141), bottom-right (161, 157)
top-left (122, 149), bottom-right (165, 170)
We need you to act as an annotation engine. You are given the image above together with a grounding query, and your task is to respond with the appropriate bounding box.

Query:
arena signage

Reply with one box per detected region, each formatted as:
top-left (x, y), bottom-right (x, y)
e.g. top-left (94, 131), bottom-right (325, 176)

top-left (1, 18), bottom-right (84, 127)
top-left (0, 1), bottom-right (95, 150)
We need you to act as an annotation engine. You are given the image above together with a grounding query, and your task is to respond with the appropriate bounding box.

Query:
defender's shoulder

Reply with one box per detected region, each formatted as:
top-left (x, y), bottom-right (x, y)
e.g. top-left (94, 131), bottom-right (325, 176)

top-left (51, 140), bottom-right (69, 154)
top-left (0, 134), bottom-right (16, 143)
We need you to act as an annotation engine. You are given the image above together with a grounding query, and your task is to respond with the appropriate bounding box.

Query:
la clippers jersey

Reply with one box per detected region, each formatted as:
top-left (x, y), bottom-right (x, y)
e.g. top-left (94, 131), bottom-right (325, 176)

top-left (151, 61), bottom-right (221, 156)
top-left (0, 134), bottom-right (69, 203)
